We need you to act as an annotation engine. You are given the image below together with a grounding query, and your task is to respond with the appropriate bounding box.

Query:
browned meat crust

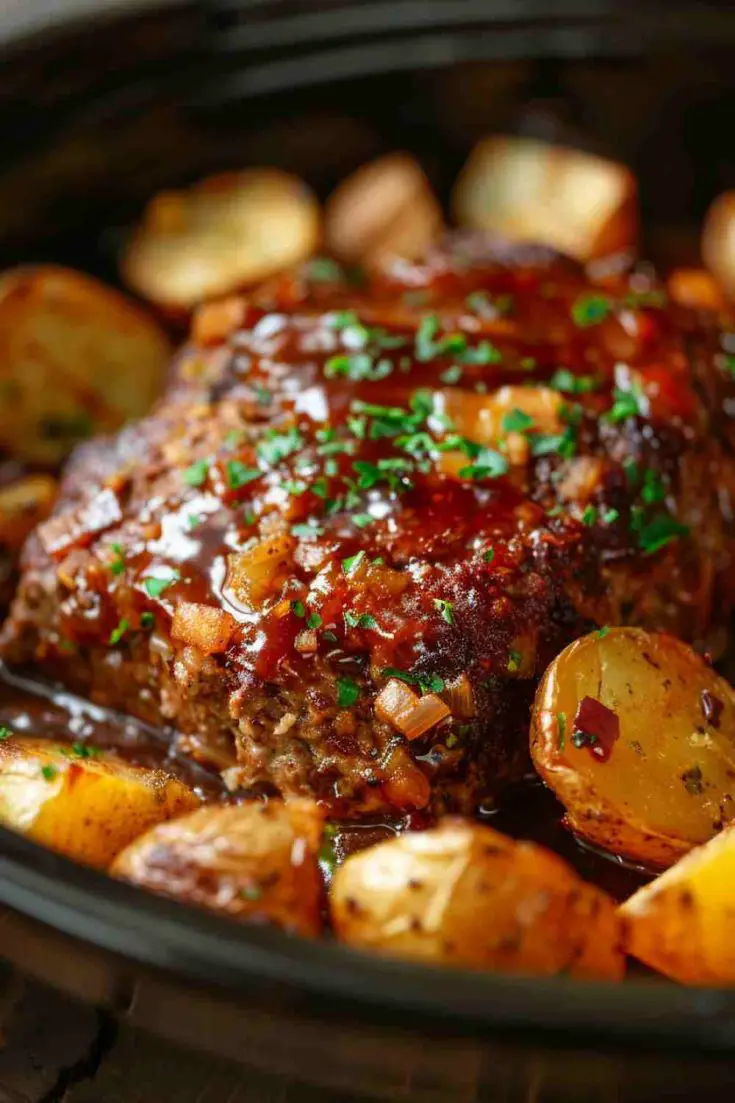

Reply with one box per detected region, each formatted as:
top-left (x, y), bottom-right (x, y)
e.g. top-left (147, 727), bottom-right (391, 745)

top-left (4, 235), bottom-right (735, 816)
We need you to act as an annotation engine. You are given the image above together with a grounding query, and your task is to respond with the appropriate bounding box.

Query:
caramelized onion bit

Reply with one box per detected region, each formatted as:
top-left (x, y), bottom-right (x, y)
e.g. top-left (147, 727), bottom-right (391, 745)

top-left (294, 629), bottom-right (318, 654)
top-left (171, 602), bottom-right (236, 654)
top-left (226, 534), bottom-right (296, 609)
top-left (375, 679), bottom-right (450, 741)
top-left (441, 673), bottom-right (476, 719)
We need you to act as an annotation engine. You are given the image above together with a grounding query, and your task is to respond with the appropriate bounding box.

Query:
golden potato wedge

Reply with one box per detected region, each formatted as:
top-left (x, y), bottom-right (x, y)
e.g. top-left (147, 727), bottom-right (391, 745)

top-left (620, 826), bottom-right (735, 984)
top-left (531, 627), bottom-right (735, 870)
top-left (0, 735), bottom-right (197, 869)
top-left (324, 153), bottom-right (443, 269)
top-left (330, 819), bottom-right (624, 979)
top-left (122, 169), bottom-right (320, 312)
top-left (0, 472), bottom-right (56, 552)
top-left (0, 265), bottom-right (171, 464)
top-left (702, 191), bottom-right (735, 300)
top-left (112, 800), bottom-right (324, 936)
top-left (452, 137), bottom-right (638, 262)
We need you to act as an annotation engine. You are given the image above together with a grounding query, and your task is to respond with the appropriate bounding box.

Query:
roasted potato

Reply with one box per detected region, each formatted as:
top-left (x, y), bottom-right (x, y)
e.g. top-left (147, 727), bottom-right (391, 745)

top-left (122, 169), bottom-right (320, 312)
top-left (702, 190), bottom-right (735, 300)
top-left (667, 267), bottom-right (727, 312)
top-left (531, 627), bottom-right (735, 870)
top-left (620, 826), bottom-right (735, 984)
top-left (330, 819), bottom-right (624, 979)
top-left (452, 137), bottom-right (638, 262)
top-left (112, 799), bottom-right (324, 936)
top-left (0, 472), bottom-right (57, 552)
top-left (0, 265), bottom-right (171, 465)
top-left (0, 735), bottom-right (197, 868)
top-left (324, 153), bottom-right (443, 270)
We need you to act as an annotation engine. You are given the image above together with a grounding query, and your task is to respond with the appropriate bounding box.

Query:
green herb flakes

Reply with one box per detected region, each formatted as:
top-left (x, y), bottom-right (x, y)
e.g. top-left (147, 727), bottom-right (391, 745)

top-left (183, 459), bottom-right (209, 487)
top-left (108, 618), bottom-right (129, 646)
top-left (433, 598), bottom-right (454, 625)
top-left (571, 294), bottom-right (610, 327)
top-left (557, 712), bottom-right (567, 751)
top-left (226, 460), bottom-right (261, 490)
top-left (638, 516), bottom-right (689, 556)
top-left (501, 408), bottom-right (534, 434)
top-left (0, 727), bottom-right (12, 741)
top-left (290, 600), bottom-right (306, 618)
top-left (109, 543), bottom-right (125, 576)
top-left (142, 571), bottom-right (180, 599)
top-left (337, 677), bottom-right (360, 708)
top-left (41, 764), bottom-right (58, 782)
top-left (342, 550), bottom-right (366, 575)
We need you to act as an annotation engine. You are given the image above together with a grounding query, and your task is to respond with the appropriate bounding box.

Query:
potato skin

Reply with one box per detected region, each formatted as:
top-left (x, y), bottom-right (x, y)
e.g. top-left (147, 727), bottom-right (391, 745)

top-left (620, 827), bottom-right (735, 984)
top-left (531, 627), bottom-right (735, 870)
top-left (112, 799), bottom-right (324, 936)
top-left (0, 265), bottom-right (171, 464)
top-left (330, 819), bottom-right (624, 979)
top-left (0, 736), bottom-right (197, 869)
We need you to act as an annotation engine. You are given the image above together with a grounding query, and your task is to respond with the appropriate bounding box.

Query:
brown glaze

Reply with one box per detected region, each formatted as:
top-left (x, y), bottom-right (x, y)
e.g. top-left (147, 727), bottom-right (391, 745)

top-left (3, 234), bottom-right (735, 818)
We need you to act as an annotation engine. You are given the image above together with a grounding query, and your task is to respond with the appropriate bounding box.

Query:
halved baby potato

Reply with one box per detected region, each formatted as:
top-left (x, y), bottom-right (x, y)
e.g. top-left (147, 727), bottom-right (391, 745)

top-left (122, 169), bottom-right (320, 312)
top-left (702, 191), bottom-right (735, 300)
top-left (324, 153), bottom-right (444, 269)
top-left (452, 137), bottom-right (638, 262)
top-left (666, 267), bottom-right (727, 313)
top-left (0, 473), bottom-right (57, 552)
top-left (0, 265), bottom-right (171, 464)
top-left (0, 735), bottom-right (197, 868)
top-left (620, 826), bottom-right (735, 985)
top-left (330, 819), bottom-right (625, 979)
top-left (531, 627), bottom-right (735, 869)
top-left (112, 800), bottom-right (324, 936)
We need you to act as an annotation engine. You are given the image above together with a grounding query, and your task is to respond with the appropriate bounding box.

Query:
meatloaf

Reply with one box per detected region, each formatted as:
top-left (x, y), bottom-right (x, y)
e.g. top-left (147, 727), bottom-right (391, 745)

top-left (4, 235), bottom-right (735, 816)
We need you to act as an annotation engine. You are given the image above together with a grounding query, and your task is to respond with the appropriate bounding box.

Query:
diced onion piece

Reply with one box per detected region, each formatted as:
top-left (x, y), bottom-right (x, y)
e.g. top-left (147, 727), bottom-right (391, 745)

top-left (452, 137), bottom-right (638, 262)
top-left (122, 169), bottom-right (321, 312)
top-left (171, 601), bottom-right (236, 654)
top-left (324, 153), bottom-right (444, 269)
top-left (375, 679), bottom-right (450, 740)
top-left (294, 629), bottom-right (318, 654)
top-left (441, 673), bottom-right (476, 719)
top-left (226, 533), bottom-right (296, 610)
top-left (192, 296), bottom-right (248, 346)
top-left (702, 191), bottom-right (735, 300)
top-left (668, 266), bottom-right (727, 312)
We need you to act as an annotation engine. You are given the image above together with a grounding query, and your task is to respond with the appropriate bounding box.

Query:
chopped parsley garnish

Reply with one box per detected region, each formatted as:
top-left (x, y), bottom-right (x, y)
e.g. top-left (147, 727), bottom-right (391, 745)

top-left (307, 257), bottom-right (344, 282)
top-left (140, 612), bottom-right (155, 629)
top-left (507, 649), bottom-right (522, 673)
top-left (243, 509), bottom-right (257, 526)
top-left (351, 512), bottom-right (374, 528)
top-left (142, 571), bottom-right (180, 598)
top-left (459, 448), bottom-right (509, 481)
top-left (240, 884), bottom-right (264, 902)
top-left (344, 610), bottom-right (377, 629)
top-left (722, 354), bottom-right (735, 379)
top-left (109, 543), bottom-right (125, 576)
top-left (501, 408), bottom-right (534, 434)
top-left (323, 630), bottom-right (338, 643)
top-left (226, 460), bottom-right (261, 490)
top-left (254, 383), bottom-right (273, 407)
top-left (108, 618), bottom-right (129, 645)
top-left (602, 507), bottom-right (619, 524)
top-left (0, 727), bottom-right (12, 741)
top-left (306, 612), bottom-right (322, 629)
top-left (324, 353), bottom-right (392, 382)
top-left (382, 667), bottom-right (445, 695)
top-left (70, 742), bottom-right (98, 759)
top-left (291, 522), bottom-right (324, 539)
top-left (433, 598), bottom-right (454, 625)
top-left (605, 385), bottom-right (642, 424)
top-left (459, 340), bottom-right (502, 365)
top-left (290, 600), bottom-right (306, 618)
top-left (183, 460), bottom-right (209, 487)
top-left (484, 547), bottom-right (495, 564)
top-left (581, 505), bottom-right (598, 527)
top-left (440, 365), bottom-right (463, 385)
top-left (529, 424), bottom-right (577, 460)
top-left (638, 516), bottom-right (689, 556)
top-left (641, 468), bottom-right (666, 504)
top-left (548, 369), bottom-right (599, 394)
top-left (571, 294), bottom-right (610, 327)
top-left (557, 711), bottom-right (566, 751)
top-left (342, 550), bottom-right (366, 575)
top-left (337, 677), bottom-right (360, 708)
top-left (41, 764), bottom-right (58, 782)
top-left (597, 626), bottom-right (610, 639)
top-left (257, 426), bottom-right (303, 467)
top-left (187, 513), bottom-right (203, 530)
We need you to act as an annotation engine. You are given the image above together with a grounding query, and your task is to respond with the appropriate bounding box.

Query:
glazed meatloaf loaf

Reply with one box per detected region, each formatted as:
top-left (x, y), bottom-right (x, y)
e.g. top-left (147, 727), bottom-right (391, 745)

top-left (4, 235), bottom-right (735, 816)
